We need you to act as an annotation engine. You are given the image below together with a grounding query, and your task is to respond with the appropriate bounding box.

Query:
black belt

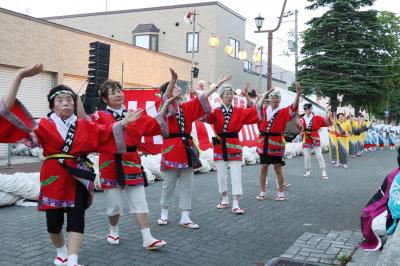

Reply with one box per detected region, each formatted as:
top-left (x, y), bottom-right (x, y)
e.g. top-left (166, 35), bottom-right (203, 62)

top-left (115, 146), bottom-right (138, 188)
top-left (304, 130), bottom-right (318, 133)
top-left (260, 132), bottom-right (282, 137)
top-left (217, 132), bottom-right (239, 161)
top-left (166, 132), bottom-right (201, 168)
top-left (47, 156), bottom-right (96, 182)
top-left (217, 132), bottom-right (239, 138)
top-left (126, 146), bottom-right (137, 152)
top-left (260, 132), bottom-right (282, 155)
top-left (167, 133), bottom-right (192, 139)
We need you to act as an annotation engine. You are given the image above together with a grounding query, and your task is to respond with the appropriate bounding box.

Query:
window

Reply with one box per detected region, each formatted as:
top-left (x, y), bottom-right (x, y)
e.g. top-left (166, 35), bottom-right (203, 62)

top-left (133, 34), bottom-right (158, 51)
top-left (229, 37), bottom-right (240, 58)
top-left (186, 32), bottom-right (199, 53)
top-left (244, 60), bottom-right (252, 70)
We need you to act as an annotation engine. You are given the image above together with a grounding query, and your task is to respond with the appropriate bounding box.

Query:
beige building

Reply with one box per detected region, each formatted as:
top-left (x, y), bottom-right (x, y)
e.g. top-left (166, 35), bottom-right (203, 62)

top-left (44, 1), bottom-right (294, 91)
top-left (0, 7), bottom-right (192, 158)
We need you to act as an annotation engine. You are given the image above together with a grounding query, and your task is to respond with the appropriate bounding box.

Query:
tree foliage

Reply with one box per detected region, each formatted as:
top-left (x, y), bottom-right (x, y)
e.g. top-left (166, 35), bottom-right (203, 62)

top-left (298, 0), bottom-right (400, 117)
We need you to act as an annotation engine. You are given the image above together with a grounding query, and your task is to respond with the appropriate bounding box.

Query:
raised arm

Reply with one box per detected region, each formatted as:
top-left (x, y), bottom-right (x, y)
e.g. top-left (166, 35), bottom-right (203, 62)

top-left (4, 64), bottom-right (43, 110)
top-left (159, 94), bottom-right (180, 116)
top-left (165, 68), bottom-right (178, 99)
top-left (256, 88), bottom-right (274, 109)
top-left (76, 95), bottom-right (90, 119)
top-left (203, 74), bottom-right (232, 98)
top-left (243, 82), bottom-right (253, 107)
top-left (296, 115), bottom-right (304, 131)
top-left (292, 81), bottom-right (301, 111)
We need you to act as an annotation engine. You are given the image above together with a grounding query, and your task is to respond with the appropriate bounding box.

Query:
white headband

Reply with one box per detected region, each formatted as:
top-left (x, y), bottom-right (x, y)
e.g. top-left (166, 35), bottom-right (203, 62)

top-left (218, 84), bottom-right (234, 96)
top-left (49, 90), bottom-right (75, 100)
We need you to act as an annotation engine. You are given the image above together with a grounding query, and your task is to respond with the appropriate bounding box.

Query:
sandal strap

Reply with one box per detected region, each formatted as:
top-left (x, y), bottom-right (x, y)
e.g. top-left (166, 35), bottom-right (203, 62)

top-left (107, 235), bottom-right (119, 241)
top-left (148, 239), bottom-right (162, 248)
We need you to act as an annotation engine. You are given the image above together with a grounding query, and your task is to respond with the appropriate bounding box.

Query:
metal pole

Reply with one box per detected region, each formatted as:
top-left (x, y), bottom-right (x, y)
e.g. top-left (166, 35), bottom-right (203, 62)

top-left (190, 11), bottom-right (196, 90)
top-left (267, 32), bottom-right (273, 91)
top-left (7, 144), bottom-right (12, 168)
top-left (121, 61), bottom-right (124, 89)
top-left (259, 46), bottom-right (263, 91)
top-left (254, 0), bottom-right (288, 92)
top-left (294, 9), bottom-right (299, 79)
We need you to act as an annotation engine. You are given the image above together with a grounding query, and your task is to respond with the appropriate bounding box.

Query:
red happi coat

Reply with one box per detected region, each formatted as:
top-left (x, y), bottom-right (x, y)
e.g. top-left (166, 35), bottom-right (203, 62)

top-left (256, 105), bottom-right (296, 156)
top-left (161, 94), bottom-right (210, 170)
top-left (299, 114), bottom-right (331, 149)
top-left (0, 98), bottom-right (35, 143)
top-left (91, 110), bottom-right (163, 189)
top-left (205, 106), bottom-right (258, 161)
top-left (36, 118), bottom-right (124, 211)
top-left (8, 111), bottom-right (123, 211)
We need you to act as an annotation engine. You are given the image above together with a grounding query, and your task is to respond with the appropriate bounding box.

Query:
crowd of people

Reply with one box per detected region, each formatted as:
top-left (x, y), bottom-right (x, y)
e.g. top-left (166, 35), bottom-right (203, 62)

top-left (327, 114), bottom-right (399, 170)
top-left (0, 63), bottom-right (398, 265)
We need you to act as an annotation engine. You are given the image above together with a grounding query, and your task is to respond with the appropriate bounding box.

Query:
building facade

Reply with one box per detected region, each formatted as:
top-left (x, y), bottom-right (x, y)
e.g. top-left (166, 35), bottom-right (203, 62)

top-left (0, 7), bottom-right (192, 158)
top-left (45, 1), bottom-right (295, 91)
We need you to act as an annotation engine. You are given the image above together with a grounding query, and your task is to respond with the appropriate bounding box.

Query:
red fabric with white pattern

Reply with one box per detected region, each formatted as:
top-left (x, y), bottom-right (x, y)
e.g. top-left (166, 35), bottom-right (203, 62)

top-left (124, 89), bottom-right (258, 154)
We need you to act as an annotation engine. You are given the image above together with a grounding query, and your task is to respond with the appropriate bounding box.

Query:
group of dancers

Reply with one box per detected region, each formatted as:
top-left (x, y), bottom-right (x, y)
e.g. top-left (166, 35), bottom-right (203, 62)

top-left (1, 63), bottom-right (396, 266)
top-left (328, 114), bottom-right (399, 169)
top-left (0, 63), bottom-right (304, 266)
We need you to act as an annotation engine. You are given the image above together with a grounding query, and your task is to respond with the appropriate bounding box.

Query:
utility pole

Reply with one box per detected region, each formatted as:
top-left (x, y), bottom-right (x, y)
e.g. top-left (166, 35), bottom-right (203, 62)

top-left (258, 46), bottom-right (263, 91)
top-left (191, 11), bottom-right (197, 90)
top-left (294, 9), bottom-right (299, 79)
top-left (254, 0), bottom-right (288, 91)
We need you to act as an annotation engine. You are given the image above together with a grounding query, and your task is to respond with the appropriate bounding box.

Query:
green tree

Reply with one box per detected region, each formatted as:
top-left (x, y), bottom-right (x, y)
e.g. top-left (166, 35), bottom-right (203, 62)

top-left (298, 0), bottom-right (394, 113)
top-left (376, 11), bottom-right (400, 121)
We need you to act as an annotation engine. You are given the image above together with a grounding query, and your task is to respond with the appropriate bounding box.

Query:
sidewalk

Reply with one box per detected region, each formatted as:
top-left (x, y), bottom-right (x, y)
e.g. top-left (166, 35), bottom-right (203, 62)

top-left (0, 156), bottom-right (41, 173)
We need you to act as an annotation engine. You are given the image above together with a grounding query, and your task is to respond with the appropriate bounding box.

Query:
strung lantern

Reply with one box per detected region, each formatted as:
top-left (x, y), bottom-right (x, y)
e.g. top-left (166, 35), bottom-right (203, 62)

top-left (209, 35), bottom-right (219, 48)
top-left (238, 50), bottom-right (247, 60)
top-left (225, 45), bottom-right (234, 56)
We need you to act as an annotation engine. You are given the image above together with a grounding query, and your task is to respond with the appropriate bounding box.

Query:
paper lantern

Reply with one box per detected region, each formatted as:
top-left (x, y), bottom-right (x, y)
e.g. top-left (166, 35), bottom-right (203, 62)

top-left (253, 52), bottom-right (261, 62)
top-left (238, 50), bottom-right (247, 60)
top-left (225, 45), bottom-right (234, 56)
top-left (209, 35), bottom-right (219, 48)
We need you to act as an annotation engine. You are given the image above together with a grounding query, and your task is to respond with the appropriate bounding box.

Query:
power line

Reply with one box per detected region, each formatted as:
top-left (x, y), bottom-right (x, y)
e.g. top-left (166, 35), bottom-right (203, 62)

top-left (304, 54), bottom-right (400, 67)
top-left (301, 68), bottom-right (400, 78)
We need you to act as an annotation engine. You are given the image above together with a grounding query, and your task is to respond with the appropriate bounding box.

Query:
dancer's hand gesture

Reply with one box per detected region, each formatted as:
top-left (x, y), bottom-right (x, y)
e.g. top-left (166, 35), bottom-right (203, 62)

top-left (17, 64), bottom-right (43, 79)
top-left (123, 109), bottom-right (144, 126)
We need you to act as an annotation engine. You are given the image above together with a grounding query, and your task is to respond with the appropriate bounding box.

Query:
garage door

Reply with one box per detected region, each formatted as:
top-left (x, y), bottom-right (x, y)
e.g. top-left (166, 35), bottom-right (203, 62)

top-left (63, 75), bottom-right (88, 95)
top-left (0, 66), bottom-right (54, 159)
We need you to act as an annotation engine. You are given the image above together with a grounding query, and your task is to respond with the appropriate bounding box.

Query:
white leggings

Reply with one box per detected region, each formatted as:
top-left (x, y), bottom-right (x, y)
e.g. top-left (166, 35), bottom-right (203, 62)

top-left (160, 168), bottom-right (194, 210)
top-left (303, 147), bottom-right (326, 171)
top-left (215, 160), bottom-right (243, 195)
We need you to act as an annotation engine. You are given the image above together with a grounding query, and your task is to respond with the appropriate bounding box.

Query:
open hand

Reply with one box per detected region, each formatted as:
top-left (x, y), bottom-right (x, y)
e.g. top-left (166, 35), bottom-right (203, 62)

top-left (169, 68), bottom-right (178, 81)
top-left (217, 74), bottom-right (232, 86)
top-left (295, 81), bottom-right (301, 93)
top-left (124, 109), bottom-right (144, 125)
top-left (17, 64), bottom-right (43, 79)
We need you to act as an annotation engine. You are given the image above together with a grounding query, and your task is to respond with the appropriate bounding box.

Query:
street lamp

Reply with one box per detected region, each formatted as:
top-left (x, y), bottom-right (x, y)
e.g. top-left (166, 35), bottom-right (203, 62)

top-left (254, 0), bottom-right (288, 91)
top-left (254, 14), bottom-right (264, 31)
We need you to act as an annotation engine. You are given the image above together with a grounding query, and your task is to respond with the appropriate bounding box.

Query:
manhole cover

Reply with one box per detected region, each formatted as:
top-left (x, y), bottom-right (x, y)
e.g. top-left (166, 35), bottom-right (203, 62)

top-left (268, 258), bottom-right (325, 266)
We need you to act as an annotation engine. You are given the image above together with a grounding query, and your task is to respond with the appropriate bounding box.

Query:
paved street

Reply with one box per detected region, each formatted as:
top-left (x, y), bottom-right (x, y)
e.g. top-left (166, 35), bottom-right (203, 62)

top-left (0, 150), bottom-right (397, 266)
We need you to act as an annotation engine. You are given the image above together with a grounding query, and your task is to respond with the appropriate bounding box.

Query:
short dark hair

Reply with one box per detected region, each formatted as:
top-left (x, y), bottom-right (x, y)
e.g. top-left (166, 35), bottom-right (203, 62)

top-left (303, 103), bottom-right (312, 110)
top-left (248, 89), bottom-right (257, 98)
top-left (47, 85), bottom-right (76, 110)
top-left (159, 82), bottom-right (169, 97)
top-left (99, 80), bottom-right (123, 103)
